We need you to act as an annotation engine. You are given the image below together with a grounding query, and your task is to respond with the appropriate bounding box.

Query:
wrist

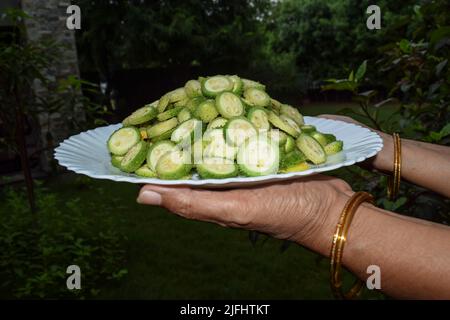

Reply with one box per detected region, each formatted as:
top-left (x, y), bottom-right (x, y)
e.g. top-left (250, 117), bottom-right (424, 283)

top-left (371, 131), bottom-right (394, 172)
top-left (293, 190), bottom-right (354, 257)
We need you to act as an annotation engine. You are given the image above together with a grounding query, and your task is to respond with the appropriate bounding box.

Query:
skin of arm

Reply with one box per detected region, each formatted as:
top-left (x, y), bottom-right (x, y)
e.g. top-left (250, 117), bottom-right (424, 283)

top-left (137, 177), bottom-right (450, 299)
top-left (137, 115), bottom-right (450, 299)
top-left (320, 114), bottom-right (450, 198)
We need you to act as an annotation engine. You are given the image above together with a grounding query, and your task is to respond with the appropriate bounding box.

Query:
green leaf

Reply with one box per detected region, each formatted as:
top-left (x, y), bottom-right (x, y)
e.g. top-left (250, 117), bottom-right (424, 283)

top-left (439, 123), bottom-right (450, 138)
top-left (348, 70), bottom-right (355, 82)
top-left (398, 39), bottom-right (411, 53)
top-left (321, 80), bottom-right (357, 92)
top-left (355, 60), bottom-right (367, 82)
top-left (374, 98), bottom-right (397, 108)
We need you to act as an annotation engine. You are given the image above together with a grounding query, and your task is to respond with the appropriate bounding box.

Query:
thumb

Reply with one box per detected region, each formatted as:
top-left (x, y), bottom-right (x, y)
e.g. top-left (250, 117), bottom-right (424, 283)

top-left (137, 185), bottom-right (252, 227)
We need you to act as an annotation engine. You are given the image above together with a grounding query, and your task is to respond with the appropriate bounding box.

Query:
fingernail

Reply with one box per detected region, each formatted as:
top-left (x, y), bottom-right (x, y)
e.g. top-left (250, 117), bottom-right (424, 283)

top-left (137, 190), bottom-right (162, 205)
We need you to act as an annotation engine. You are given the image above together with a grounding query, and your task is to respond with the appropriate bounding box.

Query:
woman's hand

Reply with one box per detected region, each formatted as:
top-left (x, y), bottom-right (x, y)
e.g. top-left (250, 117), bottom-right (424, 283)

top-left (319, 114), bottom-right (394, 172)
top-left (137, 175), bottom-right (353, 255)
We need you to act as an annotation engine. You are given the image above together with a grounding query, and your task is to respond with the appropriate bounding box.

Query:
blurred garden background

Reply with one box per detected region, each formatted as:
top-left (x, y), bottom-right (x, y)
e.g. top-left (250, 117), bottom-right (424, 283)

top-left (0, 0), bottom-right (449, 299)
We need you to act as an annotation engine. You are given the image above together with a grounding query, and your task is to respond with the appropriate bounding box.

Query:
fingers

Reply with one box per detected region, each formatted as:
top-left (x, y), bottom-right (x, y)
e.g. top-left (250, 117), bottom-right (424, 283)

top-left (137, 185), bottom-right (252, 227)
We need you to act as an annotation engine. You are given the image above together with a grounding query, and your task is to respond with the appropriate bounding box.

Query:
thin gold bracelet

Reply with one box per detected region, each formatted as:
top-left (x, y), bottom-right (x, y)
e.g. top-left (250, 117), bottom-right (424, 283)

top-left (330, 191), bottom-right (375, 300)
top-left (387, 133), bottom-right (402, 200)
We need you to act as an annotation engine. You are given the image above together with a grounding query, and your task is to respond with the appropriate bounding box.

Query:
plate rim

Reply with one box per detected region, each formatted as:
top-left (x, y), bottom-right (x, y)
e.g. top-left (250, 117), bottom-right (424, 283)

top-left (54, 116), bottom-right (383, 186)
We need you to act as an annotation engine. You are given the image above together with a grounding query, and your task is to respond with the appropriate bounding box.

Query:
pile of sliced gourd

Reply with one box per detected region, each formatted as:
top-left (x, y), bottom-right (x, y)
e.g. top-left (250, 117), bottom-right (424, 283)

top-left (107, 75), bottom-right (344, 180)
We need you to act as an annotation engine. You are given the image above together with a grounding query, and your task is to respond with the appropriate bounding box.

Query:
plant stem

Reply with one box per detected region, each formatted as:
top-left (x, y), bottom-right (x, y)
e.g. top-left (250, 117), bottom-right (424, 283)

top-left (359, 102), bottom-right (383, 131)
top-left (14, 85), bottom-right (37, 214)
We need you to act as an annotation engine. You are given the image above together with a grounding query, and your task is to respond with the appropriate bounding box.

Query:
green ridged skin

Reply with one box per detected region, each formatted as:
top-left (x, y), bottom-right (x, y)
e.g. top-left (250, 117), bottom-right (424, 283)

top-left (194, 100), bottom-right (219, 123)
top-left (120, 141), bottom-right (148, 173)
top-left (296, 134), bottom-right (326, 165)
top-left (134, 165), bottom-right (157, 177)
top-left (111, 155), bottom-right (124, 168)
top-left (107, 126), bottom-right (141, 156)
top-left (281, 150), bottom-right (307, 169)
top-left (237, 135), bottom-right (279, 177)
top-left (300, 125), bottom-right (316, 134)
top-left (268, 111), bottom-right (299, 137)
top-left (284, 136), bottom-right (295, 153)
top-left (224, 116), bottom-right (257, 147)
top-left (156, 151), bottom-right (193, 180)
top-left (197, 158), bottom-right (238, 179)
top-left (215, 92), bottom-right (245, 119)
top-left (324, 133), bottom-right (337, 144)
top-left (324, 140), bottom-right (344, 155)
top-left (228, 75), bottom-right (244, 95)
top-left (184, 80), bottom-right (202, 98)
top-left (122, 105), bottom-right (158, 126)
top-left (157, 106), bottom-right (184, 121)
top-left (207, 117), bottom-right (228, 130)
top-left (186, 97), bottom-right (206, 113)
top-left (201, 76), bottom-right (234, 98)
top-left (147, 118), bottom-right (178, 138)
top-left (243, 88), bottom-right (270, 108)
top-left (177, 108), bottom-right (192, 123)
top-left (247, 107), bottom-right (270, 131)
top-left (280, 104), bottom-right (304, 126)
top-left (147, 140), bottom-right (176, 172)
top-left (310, 131), bottom-right (328, 147)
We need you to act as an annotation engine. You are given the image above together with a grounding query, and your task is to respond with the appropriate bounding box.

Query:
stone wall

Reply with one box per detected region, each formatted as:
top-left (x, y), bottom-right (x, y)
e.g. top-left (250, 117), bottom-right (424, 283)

top-left (21, 0), bottom-right (83, 171)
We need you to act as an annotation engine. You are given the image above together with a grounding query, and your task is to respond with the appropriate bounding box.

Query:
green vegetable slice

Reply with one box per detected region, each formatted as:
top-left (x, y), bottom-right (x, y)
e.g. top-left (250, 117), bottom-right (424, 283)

top-left (281, 149), bottom-right (307, 169)
top-left (186, 97), bottom-right (206, 113)
top-left (135, 165), bottom-right (157, 178)
top-left (310, 131), bottom-right (328, 147)
top-left (228, 75), bottom-right (244, 95)
top-left (247, 107), bottom-right (270, 131)
top-left (107, 127), bottom-right (141, 156)
top-left (324, 133), bottom-right (337, 144)
top-left (197, 157), bottom-right (238, 179)
top-left (280, 104), bottom-right (304, 126)
top-left (243, 88), bottom-right (270, 108)
top-left (215, 92), bottom-right (245, 119)
top-left (267, 129), bottom-right (288, 146)
top-left (268, 111), bottom-right (299, 137)
top-left (224, 117), bottom-right (257, 147)
top-left (156, 150), bottom-right (192, 180)
top-left (171, 119), bottom-right (203, 144)
top-left (296, 134), bottom-right (326, 165)
top-left (203, 129), bottom-right (237, 160)
top-left (201, 76), bottom-right (233, 97)
top-left (177, 108), bottom-right (192, 123)
top-left (147, 118), bottom-right (178, 139)
top-left (151, 128), bottom-right (175, 142)
top-left (157, 94), bottom-right (170, 113)
top-left (324, 140), bottom-right (344, 155)
top-left (207, 117), bottom-right (228, 130)
top-left (120, 141), bottom-right (148, 173)
top-left (122, 105), bottom-right (158, 126)
top-left (184, 80), bottom-right (202, 98)
top-left (237, 135), bottom-right (279, 177)
top-left (300, 125), bottom-right (316, 134)
top-left (147, 140), bottom-right (176, 172)
top-left (242, 78), bottom-right (266, 91)
top-left (157, 106), bottom-right (184, 121)
top-left (284, 136), bottom-right (295, 153)
top-left (194, 100), bottom-right (219, 123)
top-left (168, 88), bottom-right (187, 103)
top-left (280, 114), bottom-right (301, 135)
top-left (111, 155), bottom-right (124, 168)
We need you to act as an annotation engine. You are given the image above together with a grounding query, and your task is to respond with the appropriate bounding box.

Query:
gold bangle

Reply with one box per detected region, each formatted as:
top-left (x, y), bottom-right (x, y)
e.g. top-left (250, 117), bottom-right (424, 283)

top-left (387, 133), bottom-right (402, 200)
top-left (330, 191), bottom-right (375, 300)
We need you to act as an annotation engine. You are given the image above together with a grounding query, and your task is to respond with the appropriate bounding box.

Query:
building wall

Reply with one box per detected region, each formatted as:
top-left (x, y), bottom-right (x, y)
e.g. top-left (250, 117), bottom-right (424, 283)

top-left (20, 0), bottom-right (83, 171)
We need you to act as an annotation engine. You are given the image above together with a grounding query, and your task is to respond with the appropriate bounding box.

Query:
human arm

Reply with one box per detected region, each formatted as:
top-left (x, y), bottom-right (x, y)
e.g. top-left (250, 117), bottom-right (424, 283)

top-left (137, 178), bottom-right (450, 299)
top-left (320, 115), bottom-right (450, 198)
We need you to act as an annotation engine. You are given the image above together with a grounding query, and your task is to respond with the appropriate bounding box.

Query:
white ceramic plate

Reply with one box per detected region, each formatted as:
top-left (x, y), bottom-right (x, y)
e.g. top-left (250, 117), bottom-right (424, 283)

top-left (54, 116), bottom-right (383, 188)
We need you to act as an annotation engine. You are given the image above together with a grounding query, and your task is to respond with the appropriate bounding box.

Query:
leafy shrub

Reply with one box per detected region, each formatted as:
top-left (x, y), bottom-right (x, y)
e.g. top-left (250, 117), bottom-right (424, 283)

top-left (0, 181), bottom-right (128, 298)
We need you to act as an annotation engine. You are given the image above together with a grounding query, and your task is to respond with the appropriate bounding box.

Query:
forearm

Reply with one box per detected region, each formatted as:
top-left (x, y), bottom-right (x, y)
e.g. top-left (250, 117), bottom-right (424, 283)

top-left (297, 192), bottom-right (450, 299)
top-left (374, 132), bottom-right (450, 197)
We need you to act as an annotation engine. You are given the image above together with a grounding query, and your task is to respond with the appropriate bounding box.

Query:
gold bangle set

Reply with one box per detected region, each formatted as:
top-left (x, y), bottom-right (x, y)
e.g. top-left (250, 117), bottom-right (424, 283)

top-left (387, 133), bottom-right (402, 200)
top-left (329, 133), bottom-right (401, 299)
